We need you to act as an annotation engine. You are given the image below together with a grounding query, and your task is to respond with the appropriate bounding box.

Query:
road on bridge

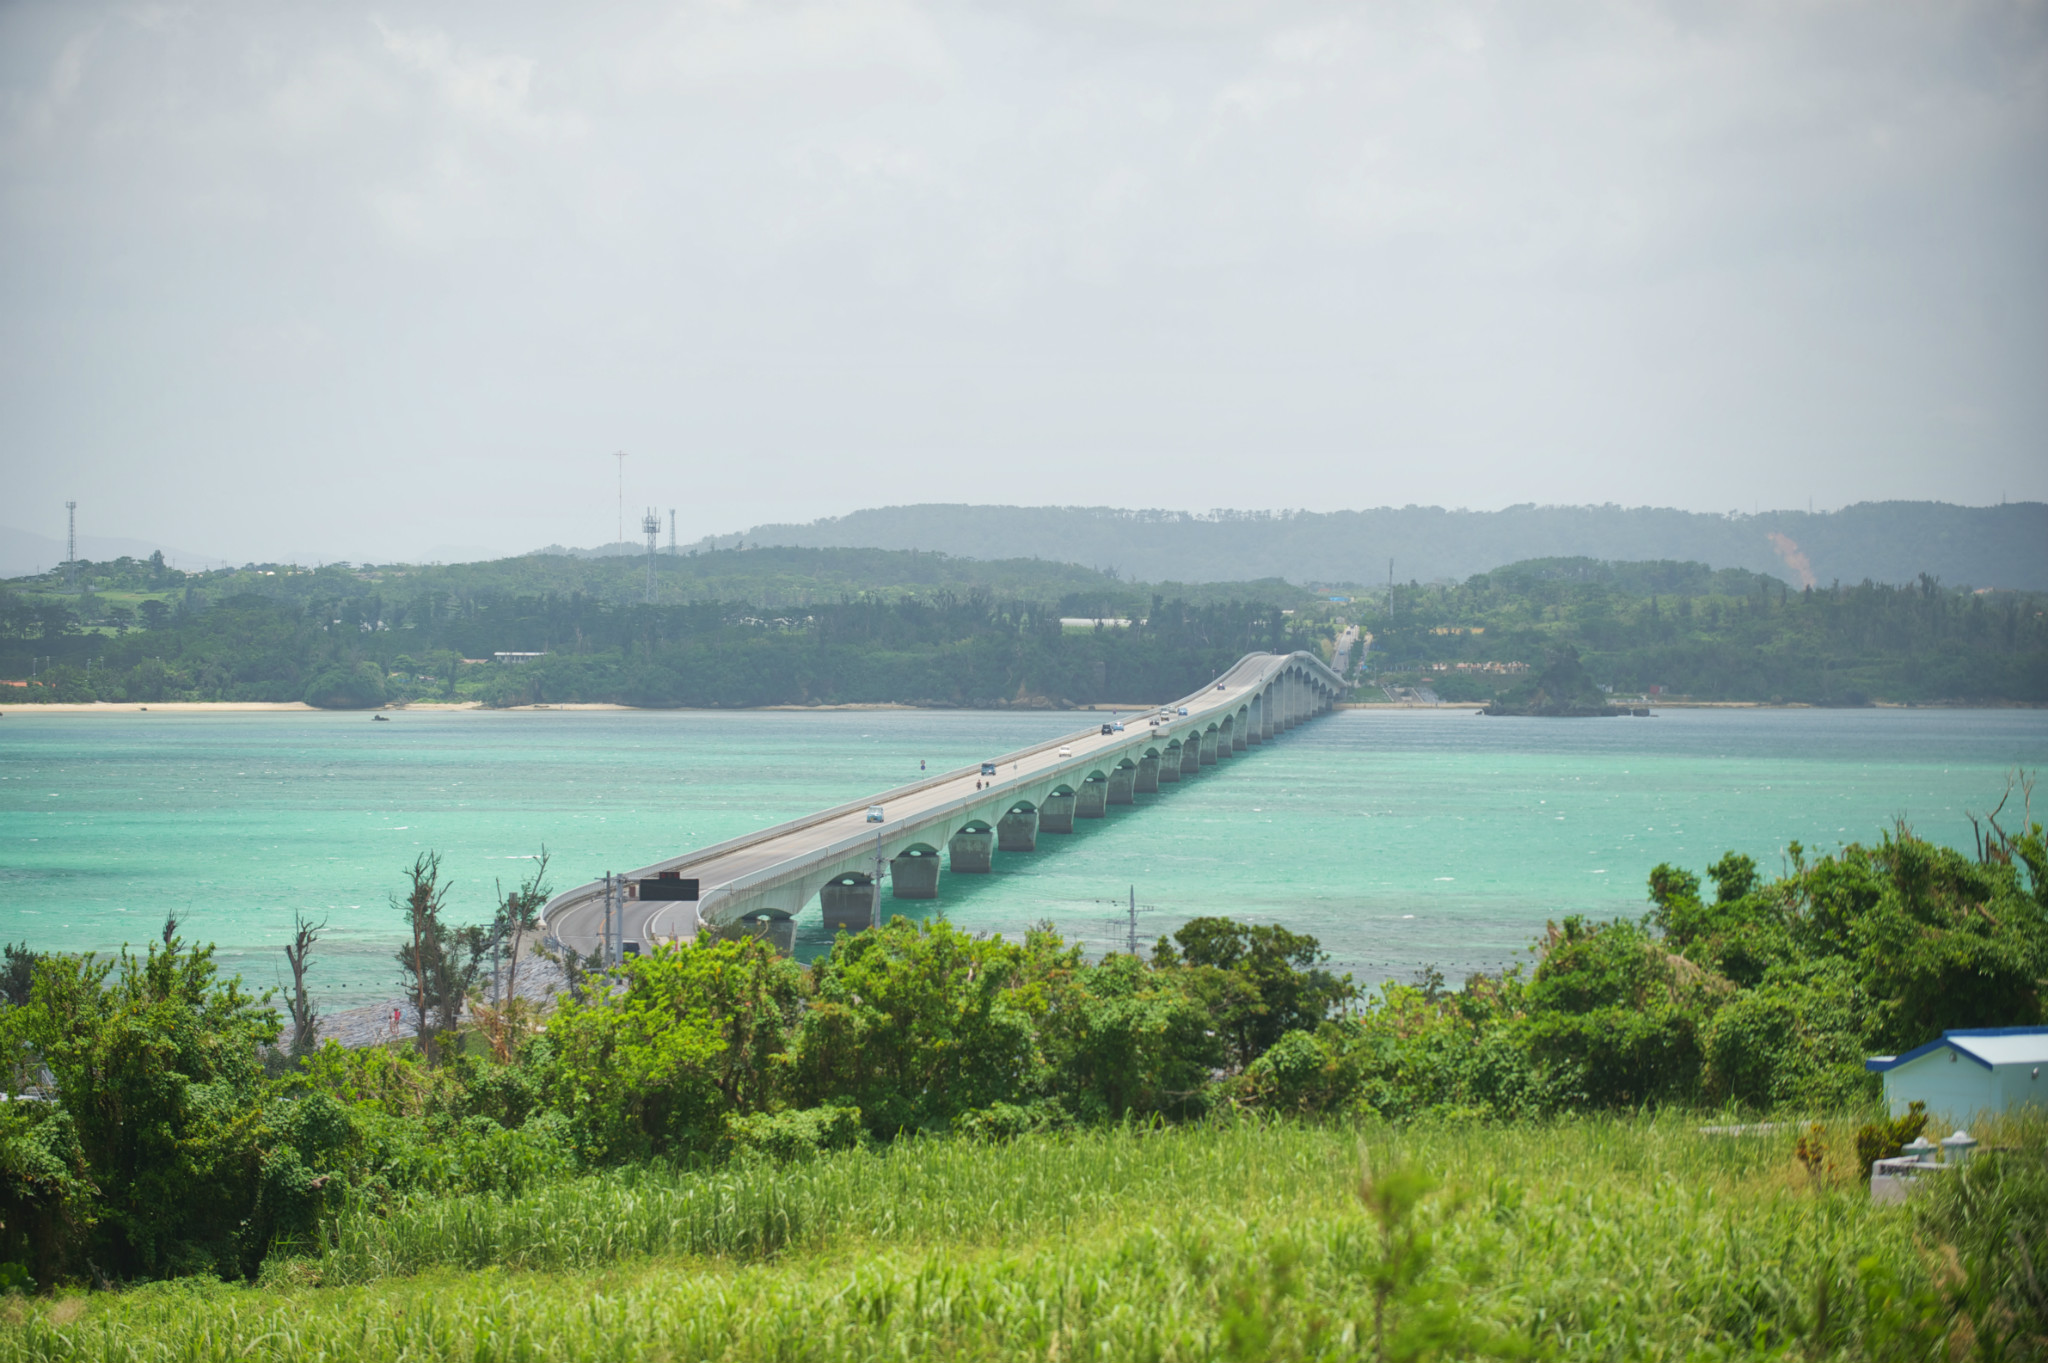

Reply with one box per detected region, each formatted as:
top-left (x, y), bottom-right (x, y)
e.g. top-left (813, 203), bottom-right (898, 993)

top-left (542, 651), bottom-right (1341, 957)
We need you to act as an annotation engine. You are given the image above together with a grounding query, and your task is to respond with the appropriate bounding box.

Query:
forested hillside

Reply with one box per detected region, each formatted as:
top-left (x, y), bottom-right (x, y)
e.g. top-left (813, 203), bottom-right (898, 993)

top-left (4, 548), bottom-right (2043, 707)
top-left (1364, 558), bottom-right (2048, 705)
top-left (734, 500), bottom-right (2048, 591)
top-left (0, 550), bottom-right (1316, 708)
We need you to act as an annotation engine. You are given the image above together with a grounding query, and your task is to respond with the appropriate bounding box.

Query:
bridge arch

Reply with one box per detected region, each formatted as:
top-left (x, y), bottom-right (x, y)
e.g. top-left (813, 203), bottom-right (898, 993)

top-left (891, 842), bottom-right (942, 900)
top-left (948, 820), bottom-right (997, 874)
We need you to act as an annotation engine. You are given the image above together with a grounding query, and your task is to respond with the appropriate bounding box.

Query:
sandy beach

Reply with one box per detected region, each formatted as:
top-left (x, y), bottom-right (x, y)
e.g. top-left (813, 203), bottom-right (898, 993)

top-left (2, 701), bottom-right (327, 715)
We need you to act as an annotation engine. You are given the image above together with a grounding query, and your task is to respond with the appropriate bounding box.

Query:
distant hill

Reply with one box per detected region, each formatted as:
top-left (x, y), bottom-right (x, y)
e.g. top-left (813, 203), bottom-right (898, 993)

top-left (0, 524), bottom-right (223, 579)
top-left (727, 501), bottom-right (2048, 591)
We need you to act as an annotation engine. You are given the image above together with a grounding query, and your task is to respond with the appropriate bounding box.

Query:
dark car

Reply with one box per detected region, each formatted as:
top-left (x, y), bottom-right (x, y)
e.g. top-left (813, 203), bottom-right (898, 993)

top-left (1100, 723), bottom-right (1115, 735)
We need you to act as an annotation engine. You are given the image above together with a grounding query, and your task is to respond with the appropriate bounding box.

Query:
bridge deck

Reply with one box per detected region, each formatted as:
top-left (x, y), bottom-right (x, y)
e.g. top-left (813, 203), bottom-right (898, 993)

top-left (541, 650), bottom-right (1341, 956)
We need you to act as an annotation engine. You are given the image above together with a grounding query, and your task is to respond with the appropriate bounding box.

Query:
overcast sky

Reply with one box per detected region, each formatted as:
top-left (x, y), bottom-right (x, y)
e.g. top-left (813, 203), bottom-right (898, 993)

top-left (2, 0), bottom-right (2044, 565)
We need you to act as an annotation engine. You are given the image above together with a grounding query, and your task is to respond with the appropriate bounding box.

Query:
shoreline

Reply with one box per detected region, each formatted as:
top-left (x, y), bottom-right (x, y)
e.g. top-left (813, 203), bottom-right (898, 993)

top-left (7, 698), bottom-right (2040, 717)
top-left (2, 698), bottom-right (1186, 717)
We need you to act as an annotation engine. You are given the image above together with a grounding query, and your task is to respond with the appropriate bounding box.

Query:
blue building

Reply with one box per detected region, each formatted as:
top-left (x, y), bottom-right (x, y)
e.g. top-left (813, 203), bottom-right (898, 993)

top-left (1865, 1027), bottom-right (2048, 1119)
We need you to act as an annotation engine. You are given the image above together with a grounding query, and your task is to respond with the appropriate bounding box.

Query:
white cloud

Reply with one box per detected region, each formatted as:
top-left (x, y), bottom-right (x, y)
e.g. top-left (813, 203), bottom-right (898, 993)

top-left (0, 0), bottom-right (2041, 560)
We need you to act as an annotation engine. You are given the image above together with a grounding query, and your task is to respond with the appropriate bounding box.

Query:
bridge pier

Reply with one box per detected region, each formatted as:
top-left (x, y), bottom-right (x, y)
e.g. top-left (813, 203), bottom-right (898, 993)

top-left (1159, 744), bottom-right (1182, 783)
top-left (1135, 753), bottom-right (1160, 793)
top-left (1076, 776), bottom-right (1109, 819)
top-left (820, 874), bottom-right (877, 933)
top-left (1180, 740), bottom-right (1201, 777)
top-left (1040, 790), bottom-right (1077, 833)
top-left (948, 826), bottom-right (994, 873)
top-left (1217, 717), bottom-right (1235, 757)
top-left (1260, 690), bottom-right (1276, 740)
top-left (1248, 695), bottom-right (1264, 744)
top-left (1232, 712), bottom-right (1249, 752)
top-left (891, 847), bottom-right (941, 899)
top-left (997, 806), bottom-right (1039, 851)
top-left (1108, 764), bottom-right (1137, 805)
top-left (1200, 729), bottom-right (1220, 765)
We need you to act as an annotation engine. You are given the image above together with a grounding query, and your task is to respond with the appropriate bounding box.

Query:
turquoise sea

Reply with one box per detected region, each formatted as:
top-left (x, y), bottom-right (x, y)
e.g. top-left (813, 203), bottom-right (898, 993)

top-left (1, 706), bottom-right (2042, 1007)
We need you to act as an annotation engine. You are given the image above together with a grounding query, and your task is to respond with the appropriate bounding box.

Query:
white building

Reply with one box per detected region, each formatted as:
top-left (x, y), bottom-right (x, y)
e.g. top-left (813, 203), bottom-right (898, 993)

top-left (1865, 1027), bottom-right (2048, 1120)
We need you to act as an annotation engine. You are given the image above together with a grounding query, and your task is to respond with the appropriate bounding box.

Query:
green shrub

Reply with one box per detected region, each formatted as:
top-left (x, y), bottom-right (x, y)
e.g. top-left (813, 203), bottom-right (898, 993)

top-left (725, 1106), bottom-right (865, 1161)
top-left (1853, 1101), bottom-right (1929, 1181)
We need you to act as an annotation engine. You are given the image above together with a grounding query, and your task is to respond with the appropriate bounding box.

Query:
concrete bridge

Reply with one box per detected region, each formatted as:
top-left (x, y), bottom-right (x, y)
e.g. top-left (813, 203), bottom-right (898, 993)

top-left (541, 650), bottom-right (1345, 956)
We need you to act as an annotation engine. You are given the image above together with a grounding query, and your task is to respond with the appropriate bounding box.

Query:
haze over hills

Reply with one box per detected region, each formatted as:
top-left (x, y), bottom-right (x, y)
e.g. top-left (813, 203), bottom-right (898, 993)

top-left (0, 524), bottom-right (224, 579)
top-left (696, 501), bottom-right (2048, 592)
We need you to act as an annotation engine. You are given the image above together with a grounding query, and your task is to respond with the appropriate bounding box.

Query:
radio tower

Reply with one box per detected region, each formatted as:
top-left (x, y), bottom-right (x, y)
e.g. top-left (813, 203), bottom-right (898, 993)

top-left (642, 508), bottom-right (661, 603)
top-left (64, 501), bottom-right (77, 590)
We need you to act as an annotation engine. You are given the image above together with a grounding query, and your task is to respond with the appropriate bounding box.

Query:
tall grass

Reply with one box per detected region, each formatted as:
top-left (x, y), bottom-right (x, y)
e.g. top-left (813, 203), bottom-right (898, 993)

top-left (6, 1114), bottom-right (2035, 1363)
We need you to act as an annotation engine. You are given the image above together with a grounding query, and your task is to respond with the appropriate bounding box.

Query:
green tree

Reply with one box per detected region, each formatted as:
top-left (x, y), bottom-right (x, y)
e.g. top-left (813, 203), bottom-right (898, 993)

top-left (304, 661), bottom-right (386, 709)
top-left (790, 918), bottom-right (1037, 1136)
top-left (1033, 950), bottom-right (1217, 1120)
top-left (1517, 916), bottom-right (1722, 1107)
top-left (0, 938), bottom-right (338, 1280)
top-left (1155, 917), bottom-right (1355, 1070)
top-left (545, 937), bottom-right (803, 1162)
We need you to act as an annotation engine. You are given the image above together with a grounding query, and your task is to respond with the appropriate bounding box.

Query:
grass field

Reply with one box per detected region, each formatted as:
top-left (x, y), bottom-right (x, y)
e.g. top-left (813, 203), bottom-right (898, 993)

top-left (2, 1115), bottom-right (2035, 1362)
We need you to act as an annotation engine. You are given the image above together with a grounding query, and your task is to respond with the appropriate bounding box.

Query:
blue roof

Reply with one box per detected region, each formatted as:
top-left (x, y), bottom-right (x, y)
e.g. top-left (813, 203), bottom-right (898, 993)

top-left (1866, 1026), bottom-right (2048, 1073)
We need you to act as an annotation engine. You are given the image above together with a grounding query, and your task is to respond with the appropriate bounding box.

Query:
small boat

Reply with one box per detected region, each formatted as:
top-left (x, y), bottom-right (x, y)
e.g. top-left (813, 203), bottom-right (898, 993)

top-left (372, 713), bottom-right (390, 721)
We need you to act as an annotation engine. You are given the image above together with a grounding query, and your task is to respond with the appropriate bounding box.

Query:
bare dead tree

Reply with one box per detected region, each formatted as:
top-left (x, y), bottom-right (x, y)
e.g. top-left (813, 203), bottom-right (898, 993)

top-left (491, 849), bottom-right (551, 1006)
top-left (394, 852), bottom-right (451, 1064)
top-left (1968, 768), bottom-right (2038, 865)
top-left (284, 911), bottom-right (326, 1058)
top-left (160, 911), bottom-right (180, 946)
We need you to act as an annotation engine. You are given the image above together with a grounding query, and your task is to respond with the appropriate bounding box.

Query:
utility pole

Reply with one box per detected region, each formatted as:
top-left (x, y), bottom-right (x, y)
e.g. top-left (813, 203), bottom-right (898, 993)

top-left (668, 509), bottom-right (677, 556)
top-left (1127, 885), bottom-right (1138, 956)
top-left (65, 501), bottom-right (77, 590)
top-left (600, 872), bottom-right (616, 968)
top-left (871, 831), bottom-right (886, 931)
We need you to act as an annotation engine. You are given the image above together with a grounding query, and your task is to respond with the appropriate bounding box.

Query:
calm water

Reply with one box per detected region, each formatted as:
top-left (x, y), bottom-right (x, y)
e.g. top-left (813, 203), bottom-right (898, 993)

top-left (2, 707), bottom-right (2042, 1007)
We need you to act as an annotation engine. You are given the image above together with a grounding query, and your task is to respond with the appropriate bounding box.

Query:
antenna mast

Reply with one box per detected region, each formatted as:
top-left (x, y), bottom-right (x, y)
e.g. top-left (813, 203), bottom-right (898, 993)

top-left (65, 501), bottom-right (77, 590)
top-left (668, 509), bottom-right (677, 555)
top-left (642, 508), bottom-right (661, 603)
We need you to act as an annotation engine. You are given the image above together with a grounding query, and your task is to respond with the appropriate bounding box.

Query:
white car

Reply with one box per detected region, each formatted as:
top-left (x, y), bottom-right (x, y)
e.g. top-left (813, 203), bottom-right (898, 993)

top-left (1057, 746), bottom-right (1072, 757)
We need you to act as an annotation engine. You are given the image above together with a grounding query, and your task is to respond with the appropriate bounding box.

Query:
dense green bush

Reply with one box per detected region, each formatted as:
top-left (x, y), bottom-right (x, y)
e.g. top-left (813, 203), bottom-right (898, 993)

top-left (0, 940), bottom-right (345, 1284)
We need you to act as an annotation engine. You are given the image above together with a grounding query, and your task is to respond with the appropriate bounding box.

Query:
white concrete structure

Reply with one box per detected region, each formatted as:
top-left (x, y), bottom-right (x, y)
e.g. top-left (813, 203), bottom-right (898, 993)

top-left (1865, 1027), bottom-right (2048, 1120)
top-left (542, 650), bottom-right (1346, 955)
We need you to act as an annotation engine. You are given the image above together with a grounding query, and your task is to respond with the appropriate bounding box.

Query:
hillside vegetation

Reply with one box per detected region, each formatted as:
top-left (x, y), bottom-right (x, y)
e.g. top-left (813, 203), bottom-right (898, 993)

top-left (1362, 558), bottom-right (2048, 705)
top-left (4, 547), bottom-right (2043, 707)
top-left (0, 548), bottom-right (1320, 708)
